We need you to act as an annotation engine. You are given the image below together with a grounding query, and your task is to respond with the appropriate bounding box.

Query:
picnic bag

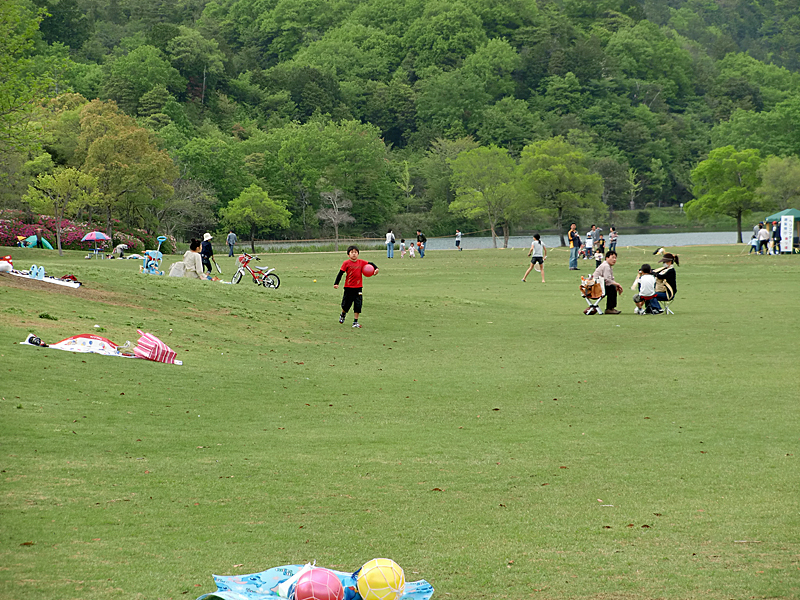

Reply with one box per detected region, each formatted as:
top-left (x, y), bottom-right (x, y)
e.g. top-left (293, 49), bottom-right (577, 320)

top-left (134, 330), bottom-right (178, 364)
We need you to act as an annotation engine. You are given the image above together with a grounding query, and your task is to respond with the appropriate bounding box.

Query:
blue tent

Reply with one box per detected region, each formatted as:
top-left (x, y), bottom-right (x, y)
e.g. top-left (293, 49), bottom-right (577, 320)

top-left (23, 235), bottom-right (54, 249)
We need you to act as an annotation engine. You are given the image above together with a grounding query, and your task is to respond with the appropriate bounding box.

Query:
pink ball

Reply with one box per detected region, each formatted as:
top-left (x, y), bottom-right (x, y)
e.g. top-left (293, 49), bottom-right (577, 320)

top-left (293, 568), bottom-right (344, 600)
top-left (362, 264), bottom-right (375, 277)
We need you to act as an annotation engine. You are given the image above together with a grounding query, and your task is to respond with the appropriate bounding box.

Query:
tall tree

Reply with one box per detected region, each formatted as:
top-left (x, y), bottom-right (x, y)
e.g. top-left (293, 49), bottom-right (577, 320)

top-left (316, 188), bottom-right (354, 251)
top-left (449, 145), bottom-right (521, 248)
top-left (687, 146), bottom-right (768, 243)
top-left (520, 137), bottom-right (603, 246)
top-left (23, 167), bottom-right (98, 255)
top-left (0, 1), bottom-right (48, 165)
top-left (221, 184), bottom-right (291, 251)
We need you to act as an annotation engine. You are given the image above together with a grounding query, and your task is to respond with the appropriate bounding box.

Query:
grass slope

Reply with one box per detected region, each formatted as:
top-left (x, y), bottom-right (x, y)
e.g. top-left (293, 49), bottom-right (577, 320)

top-left (1, 246), bottom-right (798, 600)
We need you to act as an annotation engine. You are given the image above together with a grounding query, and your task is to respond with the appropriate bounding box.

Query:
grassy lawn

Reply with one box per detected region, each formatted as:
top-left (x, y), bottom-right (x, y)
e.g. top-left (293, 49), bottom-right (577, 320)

top-left (1, 244), bottom-right (798, 600)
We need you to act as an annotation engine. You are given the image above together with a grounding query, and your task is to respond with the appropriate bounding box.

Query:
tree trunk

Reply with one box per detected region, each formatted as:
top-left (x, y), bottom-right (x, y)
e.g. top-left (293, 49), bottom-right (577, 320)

top-left (736, 212), bottom-right (743, 244)
top-left (490, 224), bottom-right (497, 248)
top-left (334, 223), bottom-right (339, 251)
top-left (557, 208), bottom-right (566, 247)
top-left (250, 224), bottom-right (256, 252)
top-left (55, 209), bottom-right (64, 256)
top-left (502, 222), bottom-right (510, 248)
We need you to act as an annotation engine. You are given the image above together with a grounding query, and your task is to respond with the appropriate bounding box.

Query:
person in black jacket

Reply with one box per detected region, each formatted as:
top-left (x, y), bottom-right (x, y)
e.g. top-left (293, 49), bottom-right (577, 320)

top-left (416, 230), bottom-right (427, 258)
top-left (201, 232), bottom-right (214, 274)
top-left (649, 253), bottom-right (679, 313)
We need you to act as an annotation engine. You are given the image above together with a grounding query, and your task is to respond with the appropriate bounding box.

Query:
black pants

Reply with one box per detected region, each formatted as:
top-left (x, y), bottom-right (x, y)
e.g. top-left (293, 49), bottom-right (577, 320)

top-left (202, 256), bottom-right (212, 272)
top-left (605, 284), bottom-right (617, 310)
top-left (341, 287), bottom-right (363, 314)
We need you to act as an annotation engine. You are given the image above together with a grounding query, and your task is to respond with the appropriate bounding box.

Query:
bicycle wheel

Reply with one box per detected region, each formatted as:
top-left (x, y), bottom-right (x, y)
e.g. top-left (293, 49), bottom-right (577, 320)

top-left (231, 269), bottom-right (243, 284)
top-left (262, 273), bottom-right (280, 289)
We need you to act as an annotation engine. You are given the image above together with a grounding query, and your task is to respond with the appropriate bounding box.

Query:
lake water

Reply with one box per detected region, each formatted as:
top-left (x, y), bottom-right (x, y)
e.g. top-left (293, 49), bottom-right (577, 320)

top-left (253, 230), bottom-right (745, 251)
top-left (427, 230), bottom-right (739, 250)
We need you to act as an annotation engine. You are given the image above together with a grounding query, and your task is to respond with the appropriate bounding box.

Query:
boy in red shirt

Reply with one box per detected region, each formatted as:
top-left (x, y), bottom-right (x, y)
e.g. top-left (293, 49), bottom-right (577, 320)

top-left (334, 246), bottom-right (379, 328)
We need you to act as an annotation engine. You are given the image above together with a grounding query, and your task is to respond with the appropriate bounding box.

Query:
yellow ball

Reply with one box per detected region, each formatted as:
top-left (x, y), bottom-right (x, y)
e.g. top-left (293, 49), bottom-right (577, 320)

top-left (357, 558), bottom-right (405, 600)
top-left (313, 279), bottom-right (317, 282)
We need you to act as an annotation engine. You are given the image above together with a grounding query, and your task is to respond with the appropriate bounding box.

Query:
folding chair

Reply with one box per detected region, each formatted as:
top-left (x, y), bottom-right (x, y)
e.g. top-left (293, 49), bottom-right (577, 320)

top-left (661, 296), bottom-right (675, 315)
top-left (580, 275), bottom-right (606, 315)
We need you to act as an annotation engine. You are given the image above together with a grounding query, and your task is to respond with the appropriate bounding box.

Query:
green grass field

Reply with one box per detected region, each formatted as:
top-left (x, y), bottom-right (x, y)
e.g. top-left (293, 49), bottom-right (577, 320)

top-left (1, 245), bottom-right (798, 600)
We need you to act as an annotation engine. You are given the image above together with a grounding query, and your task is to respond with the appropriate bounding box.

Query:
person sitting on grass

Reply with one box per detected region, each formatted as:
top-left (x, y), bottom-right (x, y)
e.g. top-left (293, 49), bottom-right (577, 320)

top-left (179, 239), bottom-right (210, 280)
top-left (630, 264), bottom-right (657, 314)
top-left (334, 246), bottom-right (378, 329)
top-left (592, 250), bottom-right (623, 314)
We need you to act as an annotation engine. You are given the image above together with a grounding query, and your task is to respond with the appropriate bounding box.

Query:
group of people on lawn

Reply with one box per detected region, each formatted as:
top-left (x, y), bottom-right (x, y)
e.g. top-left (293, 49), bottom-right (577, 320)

top-left (524, 222), bottom-right (679, 315)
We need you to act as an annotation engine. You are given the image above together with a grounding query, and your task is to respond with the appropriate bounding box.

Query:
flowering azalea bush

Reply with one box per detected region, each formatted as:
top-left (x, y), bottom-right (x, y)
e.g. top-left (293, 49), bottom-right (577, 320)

top-left (0, 211), bottom-right (171, 253)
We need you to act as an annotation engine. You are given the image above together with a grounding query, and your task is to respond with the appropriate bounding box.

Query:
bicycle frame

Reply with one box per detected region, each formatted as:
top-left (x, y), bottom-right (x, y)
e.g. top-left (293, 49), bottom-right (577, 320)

top-left (232, 252), bottom-right (280, 289)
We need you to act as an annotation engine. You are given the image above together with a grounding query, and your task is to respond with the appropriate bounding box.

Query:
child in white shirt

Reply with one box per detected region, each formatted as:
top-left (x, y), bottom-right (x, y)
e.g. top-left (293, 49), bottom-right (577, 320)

top-left (399, 239), bottom-right (406, 257)
top-left (408, 242), bottom-right (415, 257)
top-left (631, 264), bottom-right (657, 314)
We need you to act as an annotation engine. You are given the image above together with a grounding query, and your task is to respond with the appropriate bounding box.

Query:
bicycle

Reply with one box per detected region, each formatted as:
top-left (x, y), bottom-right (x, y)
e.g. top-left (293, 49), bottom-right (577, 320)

top-left (231, 252), bottom-right (280, 289)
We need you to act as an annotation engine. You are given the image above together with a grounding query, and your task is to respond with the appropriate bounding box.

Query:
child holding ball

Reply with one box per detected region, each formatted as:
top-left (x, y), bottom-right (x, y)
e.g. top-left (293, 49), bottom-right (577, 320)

top-left (334, 246), bottom-right (379, 328)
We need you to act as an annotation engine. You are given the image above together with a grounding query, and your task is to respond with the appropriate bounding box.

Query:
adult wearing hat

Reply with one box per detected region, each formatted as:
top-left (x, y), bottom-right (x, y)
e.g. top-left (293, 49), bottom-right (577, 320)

top-left (649, 252), bottom-right (679, 313)
top-left (201, 232), bottom-right (214, 275)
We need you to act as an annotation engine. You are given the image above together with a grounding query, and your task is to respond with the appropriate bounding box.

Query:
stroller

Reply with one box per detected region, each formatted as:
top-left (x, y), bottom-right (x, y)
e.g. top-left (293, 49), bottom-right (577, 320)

top-left (141, 236), bottom-right (168, 275)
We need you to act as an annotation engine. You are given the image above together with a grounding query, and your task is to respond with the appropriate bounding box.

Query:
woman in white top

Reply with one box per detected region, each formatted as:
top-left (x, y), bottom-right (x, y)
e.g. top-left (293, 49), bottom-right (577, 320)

top-left (522, 234), bottom-right (547, 283)
top-left (169, 239), bottom-right (208, 279)
top-left (385, 229), bottom-right (395, 258)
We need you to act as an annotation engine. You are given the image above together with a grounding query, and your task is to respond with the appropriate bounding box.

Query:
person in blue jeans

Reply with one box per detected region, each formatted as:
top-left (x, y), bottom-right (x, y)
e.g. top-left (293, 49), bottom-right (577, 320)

top-left (568, 223), bottom-right (580, 270)
top-left (416, 230), bottom-right (427, 258)
top-left (385, 229), bottom-right (395, 258)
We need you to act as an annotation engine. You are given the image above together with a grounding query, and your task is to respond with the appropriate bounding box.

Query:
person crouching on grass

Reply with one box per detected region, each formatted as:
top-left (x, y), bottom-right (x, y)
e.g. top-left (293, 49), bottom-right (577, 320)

top-left (334, 246), bottom-right (379, 328)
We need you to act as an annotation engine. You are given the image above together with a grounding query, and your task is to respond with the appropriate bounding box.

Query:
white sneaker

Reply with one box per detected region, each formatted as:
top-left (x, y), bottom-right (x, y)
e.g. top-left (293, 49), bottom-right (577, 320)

top-left (634, 307), bottom-right (643, 315)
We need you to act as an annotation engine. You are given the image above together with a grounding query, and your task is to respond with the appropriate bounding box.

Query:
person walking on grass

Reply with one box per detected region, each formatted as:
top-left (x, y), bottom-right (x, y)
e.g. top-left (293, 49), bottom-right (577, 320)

top-left (568, 223), bottom-right (580, 270)
top-left (609, 227), bottom-right (618, 252)
top-left (334, 246), bottom-right (379, 328)
top-left (522, 234), bottom-right (546, 283)
top-left (455, 229), bottom-right (462, 251)
top-left (226, 230), bottom-right (237, 257)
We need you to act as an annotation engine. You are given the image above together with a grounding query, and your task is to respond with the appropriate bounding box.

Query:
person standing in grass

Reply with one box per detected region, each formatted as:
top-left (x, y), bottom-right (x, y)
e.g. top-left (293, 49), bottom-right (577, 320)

top-left (399, 238), bottom-right (407, 257)
top-left (522, 234), bottom-right (547, 283)
top-left (592, 250), bottom-right (623, 314)
top-left (568, 223), bottom-right (580, 270)
top-left (201, 232), bottom-right (214, 274)
top-left (609, 227), bottom-right (618, 252)
top-left (416, 230), bottom-right (427, 257)
top-left (334, 246), bottom-right (379, 328)
top-left (455, 229), bottom-right (462, 251)
top-left (385, 229), bottom-right (395, 258)
top-left (757, 225), bottom-right (770, 254)
top-left (226, 230), bottom-right (237, 257)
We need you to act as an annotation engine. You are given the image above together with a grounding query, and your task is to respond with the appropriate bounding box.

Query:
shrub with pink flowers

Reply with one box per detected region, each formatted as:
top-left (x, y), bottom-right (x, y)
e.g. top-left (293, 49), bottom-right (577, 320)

top-left (0, 210), bottom-right (170, 253)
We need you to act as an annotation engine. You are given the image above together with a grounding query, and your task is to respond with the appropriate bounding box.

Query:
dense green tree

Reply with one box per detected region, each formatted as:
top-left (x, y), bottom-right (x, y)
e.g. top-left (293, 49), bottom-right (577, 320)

top-left (419, 136), bottom-right (480, 208)
top-left (414, 68), bottom-right (490, 141)
top-left (174, 134), bottom-right (254, 205)
top-left (221, 183), bottom-right (291, 250)
top-left (449, 145), bottom-right (521, 247)
top-left (519, 137), bottom-right (603, 246)
top-left (403, 1), bottom-right (487, 72)
top-left (755, 155), bottom-right (800, 212)
top-left (77, 100), bottom-right (178, 235)
top-left (165, 26), bottom-right (226, 102)
top-left (712, 96), bottom-right (800, 158)
top-left (687, 146), bottom-right (768, 242)
top-left (0, 1), bottom-right (48, 158)
top-left (292, 23), bottom-right (403, 82)
top-left (34, 0), bottom-right (91, 48)
top-left (475, 97), bottom-right (544, 154)
top-left (102, 45), bottom-right (186, 114)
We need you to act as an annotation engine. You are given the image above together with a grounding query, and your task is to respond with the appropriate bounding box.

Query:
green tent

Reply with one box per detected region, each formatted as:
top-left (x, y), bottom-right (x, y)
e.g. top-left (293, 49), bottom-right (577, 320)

top-left (764, 208), bottom-right (800, 222)
top-left (23, 234), bottom-right (54, 249)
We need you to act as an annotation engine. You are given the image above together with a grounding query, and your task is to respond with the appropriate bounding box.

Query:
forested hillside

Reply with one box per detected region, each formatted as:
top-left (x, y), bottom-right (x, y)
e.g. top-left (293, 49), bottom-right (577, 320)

top-left (2, 0), bottom-right (800, 243)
